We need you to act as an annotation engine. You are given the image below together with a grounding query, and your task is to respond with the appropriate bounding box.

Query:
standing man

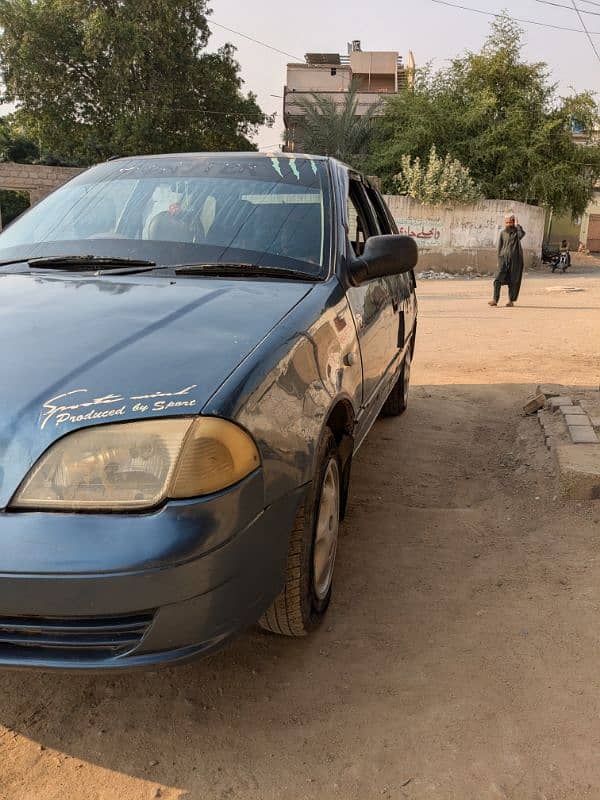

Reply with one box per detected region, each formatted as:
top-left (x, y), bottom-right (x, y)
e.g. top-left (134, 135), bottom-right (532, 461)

top-left (489, 214), bottom-right (526, 307)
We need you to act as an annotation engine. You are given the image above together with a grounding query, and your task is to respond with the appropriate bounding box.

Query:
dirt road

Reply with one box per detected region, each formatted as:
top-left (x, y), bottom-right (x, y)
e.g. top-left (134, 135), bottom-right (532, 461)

top-left (2, 268), bottom-right (600, 800)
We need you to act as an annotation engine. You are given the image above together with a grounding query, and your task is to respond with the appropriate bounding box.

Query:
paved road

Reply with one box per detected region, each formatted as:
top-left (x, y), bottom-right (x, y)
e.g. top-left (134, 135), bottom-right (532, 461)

top-left (2, 268), bottom-right (600, 800)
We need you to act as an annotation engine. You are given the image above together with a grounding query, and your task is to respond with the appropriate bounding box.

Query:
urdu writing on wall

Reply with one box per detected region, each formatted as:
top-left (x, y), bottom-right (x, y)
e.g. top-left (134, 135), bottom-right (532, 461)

top-left (395, 219), bottom-right (443, 247)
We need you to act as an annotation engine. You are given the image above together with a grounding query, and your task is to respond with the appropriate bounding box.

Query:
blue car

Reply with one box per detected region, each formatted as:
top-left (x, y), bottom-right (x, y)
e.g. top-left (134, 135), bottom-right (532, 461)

top-left (0, 153), bottom-right (417, 670)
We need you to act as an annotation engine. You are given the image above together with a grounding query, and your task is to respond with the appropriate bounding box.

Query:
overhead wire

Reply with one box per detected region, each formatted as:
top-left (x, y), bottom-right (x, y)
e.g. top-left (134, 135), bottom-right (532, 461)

top-left (569, 0), bottom-right (600, 60)
top-left (116, 8), bottom-right (599, 136)
top-left (536, 0), bottom-right (600, 15)
top-left (207, 20), bottom-right (303, 61)
top-left (207, 19), bottom-right (408, 71)
top-left (70, 7), bottom-right (600, 116)
top-left (429, 0), bottom-right (600, 33)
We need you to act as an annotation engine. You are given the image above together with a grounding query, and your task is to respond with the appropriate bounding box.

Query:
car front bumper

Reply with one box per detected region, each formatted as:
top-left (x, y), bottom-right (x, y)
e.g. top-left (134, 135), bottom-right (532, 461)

top-left (0, 472), bottom-right (304, 671)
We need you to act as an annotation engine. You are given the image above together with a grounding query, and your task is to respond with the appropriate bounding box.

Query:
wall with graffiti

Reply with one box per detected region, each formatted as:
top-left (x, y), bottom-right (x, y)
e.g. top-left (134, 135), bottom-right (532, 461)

top-left (383, 196), bottom-right (546, 273)
top-left (396, 219), bottom-right (442, 247)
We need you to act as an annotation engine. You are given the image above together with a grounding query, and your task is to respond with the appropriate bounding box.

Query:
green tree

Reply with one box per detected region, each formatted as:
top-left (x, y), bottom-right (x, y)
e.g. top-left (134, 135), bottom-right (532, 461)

top-left (0, 118), bottom-right (39, 163)
top-left (394, 145), bottom-right (483, 205)
top-left (0, 0), bottom-right (269, 164)
top-left (0, 116), bottom-right (90, 166)
top-left (0, 189), bottom-right (30, 225)
top-left (290, 78), bottom-right (376, 166)
top-left (369, 14), bottom-right (600, 216)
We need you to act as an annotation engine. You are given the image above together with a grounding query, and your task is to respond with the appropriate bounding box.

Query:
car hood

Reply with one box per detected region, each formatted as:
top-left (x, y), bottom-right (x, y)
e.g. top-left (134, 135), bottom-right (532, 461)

top-left (0, 272), bottom-right (312, 507)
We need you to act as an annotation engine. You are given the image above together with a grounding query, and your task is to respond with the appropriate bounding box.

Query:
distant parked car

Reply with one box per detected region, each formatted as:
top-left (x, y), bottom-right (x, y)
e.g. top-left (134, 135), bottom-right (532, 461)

top-left (0, 152), bottom-right (418, 670)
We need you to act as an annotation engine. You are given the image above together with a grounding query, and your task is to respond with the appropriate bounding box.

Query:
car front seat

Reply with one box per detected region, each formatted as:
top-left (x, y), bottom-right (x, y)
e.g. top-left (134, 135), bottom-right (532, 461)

top-left (146, 211), bottom-right (192, 243)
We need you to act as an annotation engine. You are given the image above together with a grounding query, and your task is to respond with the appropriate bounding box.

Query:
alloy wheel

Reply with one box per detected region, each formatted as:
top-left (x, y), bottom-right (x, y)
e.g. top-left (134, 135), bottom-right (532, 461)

top-left (313, 458), bottom-right (341, 601)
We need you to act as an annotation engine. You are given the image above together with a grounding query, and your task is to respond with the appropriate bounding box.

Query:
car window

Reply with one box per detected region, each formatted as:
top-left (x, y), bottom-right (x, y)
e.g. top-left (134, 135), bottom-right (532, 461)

top-left (0, 156), bottom-right (331, 276)
top-left (365, 187), bottom-right (392, 235)
top-left (364, 185), bottom-right (415, 291)
top-left (347, 180), bottom-right (376, 257)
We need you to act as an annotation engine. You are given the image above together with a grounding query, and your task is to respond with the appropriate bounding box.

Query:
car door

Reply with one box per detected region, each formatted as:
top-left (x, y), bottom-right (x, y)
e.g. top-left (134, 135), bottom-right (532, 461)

top-left (364, 183), bottom-right (417, 352)
top-left (345, 177), bottom-right (399, 422)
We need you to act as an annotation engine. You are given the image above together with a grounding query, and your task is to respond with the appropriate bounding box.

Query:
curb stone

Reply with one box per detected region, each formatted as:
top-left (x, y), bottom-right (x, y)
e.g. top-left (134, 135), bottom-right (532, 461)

top-left (564, 415), bottom-right (593, 427)
top-left (533, 390), bottom-right (600, 498)
top-left (569, 427), bottom-right (599, 445)
top-left (560, 406), bottom-right (587, 416)
top-left (555, 445), bottom-right (600, 501)
top-left (549, 396), bottom-right (574, 411)
top-left (537, 384), bottom-right (569, 398)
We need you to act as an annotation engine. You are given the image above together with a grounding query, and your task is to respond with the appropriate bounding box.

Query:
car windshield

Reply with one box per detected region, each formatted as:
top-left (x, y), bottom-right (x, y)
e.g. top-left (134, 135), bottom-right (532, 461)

top-left (0, 155), bottom-right (331, 277)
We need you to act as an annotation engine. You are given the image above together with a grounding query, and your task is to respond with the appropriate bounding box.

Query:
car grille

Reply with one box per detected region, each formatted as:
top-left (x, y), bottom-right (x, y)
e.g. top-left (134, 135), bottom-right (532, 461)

top-left (0, 612), bottom-right (153, 659)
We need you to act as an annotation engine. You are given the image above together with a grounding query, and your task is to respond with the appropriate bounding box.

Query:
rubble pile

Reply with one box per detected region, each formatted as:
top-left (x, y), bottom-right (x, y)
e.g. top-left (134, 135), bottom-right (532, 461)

top-left (417, 270), bottom-right (485, 280)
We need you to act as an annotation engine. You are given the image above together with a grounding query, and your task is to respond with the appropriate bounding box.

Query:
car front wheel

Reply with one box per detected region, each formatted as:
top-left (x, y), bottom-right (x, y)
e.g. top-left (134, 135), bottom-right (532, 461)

top-left (259, 429), bottom-right (341, 637)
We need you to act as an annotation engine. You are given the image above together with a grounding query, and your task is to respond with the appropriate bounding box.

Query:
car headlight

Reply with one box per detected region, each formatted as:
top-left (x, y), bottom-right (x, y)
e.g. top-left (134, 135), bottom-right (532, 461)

top-left (10, 417), bottom-right (260, 512)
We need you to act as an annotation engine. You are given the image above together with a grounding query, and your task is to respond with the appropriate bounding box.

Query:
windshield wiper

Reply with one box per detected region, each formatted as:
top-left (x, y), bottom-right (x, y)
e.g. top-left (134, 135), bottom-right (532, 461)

top-left (174, 263), bottom-right (319, 281)
top-left (28, 255), bottom-right (156, 272)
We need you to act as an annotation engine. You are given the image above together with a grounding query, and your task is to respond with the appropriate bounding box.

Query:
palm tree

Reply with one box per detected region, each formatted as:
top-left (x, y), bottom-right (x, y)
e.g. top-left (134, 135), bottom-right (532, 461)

top-left (288, 78), bottom-right (377, 166)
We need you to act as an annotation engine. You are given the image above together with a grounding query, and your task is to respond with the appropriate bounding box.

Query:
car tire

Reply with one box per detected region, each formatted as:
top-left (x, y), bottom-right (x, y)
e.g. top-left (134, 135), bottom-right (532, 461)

top-left (259, 429), bottom-right (341, 637)
top-left (380, 338), bottom-right (412, 417)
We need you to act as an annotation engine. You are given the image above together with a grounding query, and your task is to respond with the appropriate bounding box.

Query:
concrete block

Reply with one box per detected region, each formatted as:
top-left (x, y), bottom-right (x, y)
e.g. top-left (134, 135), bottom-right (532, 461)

top-left (549, 396), bottom-right (574, 411)
top-left (569, 426), bottom-right (599, 444)
top-left (537, 409), bottom-right (548, 431)
top-left (560, 405), bottom-right (587, 415)
top-left (537, 384), bottom-right (568, 398)
top-left (538, 409), bottom-right (567, 443)
top-left (556, 445), bottom-right (600, 500)
top-left (564, 414), bottom-right (592, 427)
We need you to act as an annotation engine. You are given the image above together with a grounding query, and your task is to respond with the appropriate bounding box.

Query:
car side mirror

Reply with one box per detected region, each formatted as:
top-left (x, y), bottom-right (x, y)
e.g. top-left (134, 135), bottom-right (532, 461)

top-left (348, 235), bottom-right (418, 286)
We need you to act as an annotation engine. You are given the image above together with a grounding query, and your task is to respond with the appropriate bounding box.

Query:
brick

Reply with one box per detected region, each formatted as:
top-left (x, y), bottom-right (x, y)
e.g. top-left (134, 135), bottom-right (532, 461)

top-left (556, 444), bottom-right (600, 500)
top-left (560, 406), bottom-right (587, 416)
top-left (564, 414), bottom-right (592, 426)
top-left (569, 426), bottom-right (599, 444)
top-left (524, 394), bottom-right (545, 415)
top-left (549, 396), bottom-right (574, 410)
top-left (0, 163), bottom-right (81, 205)
top-left (537, 383), bottom-right (568, 398)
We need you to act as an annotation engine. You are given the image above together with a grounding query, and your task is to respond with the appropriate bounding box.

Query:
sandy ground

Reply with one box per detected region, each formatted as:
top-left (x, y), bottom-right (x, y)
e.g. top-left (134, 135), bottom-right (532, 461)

top-left (2, 264), bottom-right (600, 800)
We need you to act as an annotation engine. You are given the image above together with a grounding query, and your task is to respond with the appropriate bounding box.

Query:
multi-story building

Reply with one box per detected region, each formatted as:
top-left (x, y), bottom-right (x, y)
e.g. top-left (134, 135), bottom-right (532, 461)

top-left (581, 188), bottom-right (600, 253)
top-left (283, 40), bottom-right (415, 153)
top-left (547, 124), bottom-right (600, 253)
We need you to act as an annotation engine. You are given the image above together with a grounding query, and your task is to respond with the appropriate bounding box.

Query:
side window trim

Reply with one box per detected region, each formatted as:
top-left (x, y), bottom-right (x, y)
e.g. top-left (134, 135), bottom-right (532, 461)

top-left (347, 179), bottom-right (374, 258)
top-left (349, 180), bottom-right (379, 235)
top-left (367, 186), bottom-right (416, 289)
top-left (366, 186), bottom-right (394, 235)
top-left (365, 186), bottom-right (389, 235)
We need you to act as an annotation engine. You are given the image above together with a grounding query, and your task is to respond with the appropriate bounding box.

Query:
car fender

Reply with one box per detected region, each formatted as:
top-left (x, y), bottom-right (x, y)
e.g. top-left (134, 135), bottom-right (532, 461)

top-left (202, 278), bottom-right (362, 509)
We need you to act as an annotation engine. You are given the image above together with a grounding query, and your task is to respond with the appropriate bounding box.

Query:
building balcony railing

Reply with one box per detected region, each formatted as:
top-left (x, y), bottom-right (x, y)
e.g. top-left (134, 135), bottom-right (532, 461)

top-left (284, 90), bottom-right (395, 119)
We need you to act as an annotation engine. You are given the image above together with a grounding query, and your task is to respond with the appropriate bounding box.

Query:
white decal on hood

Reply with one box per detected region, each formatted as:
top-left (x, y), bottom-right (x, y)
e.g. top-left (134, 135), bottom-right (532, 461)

top-left (40, 385), bottom-right (198, 429)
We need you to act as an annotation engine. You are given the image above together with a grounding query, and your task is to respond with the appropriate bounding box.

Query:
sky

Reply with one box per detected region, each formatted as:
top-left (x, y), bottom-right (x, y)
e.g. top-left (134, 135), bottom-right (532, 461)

top-left (207, 0), bottom-right (600, 150)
